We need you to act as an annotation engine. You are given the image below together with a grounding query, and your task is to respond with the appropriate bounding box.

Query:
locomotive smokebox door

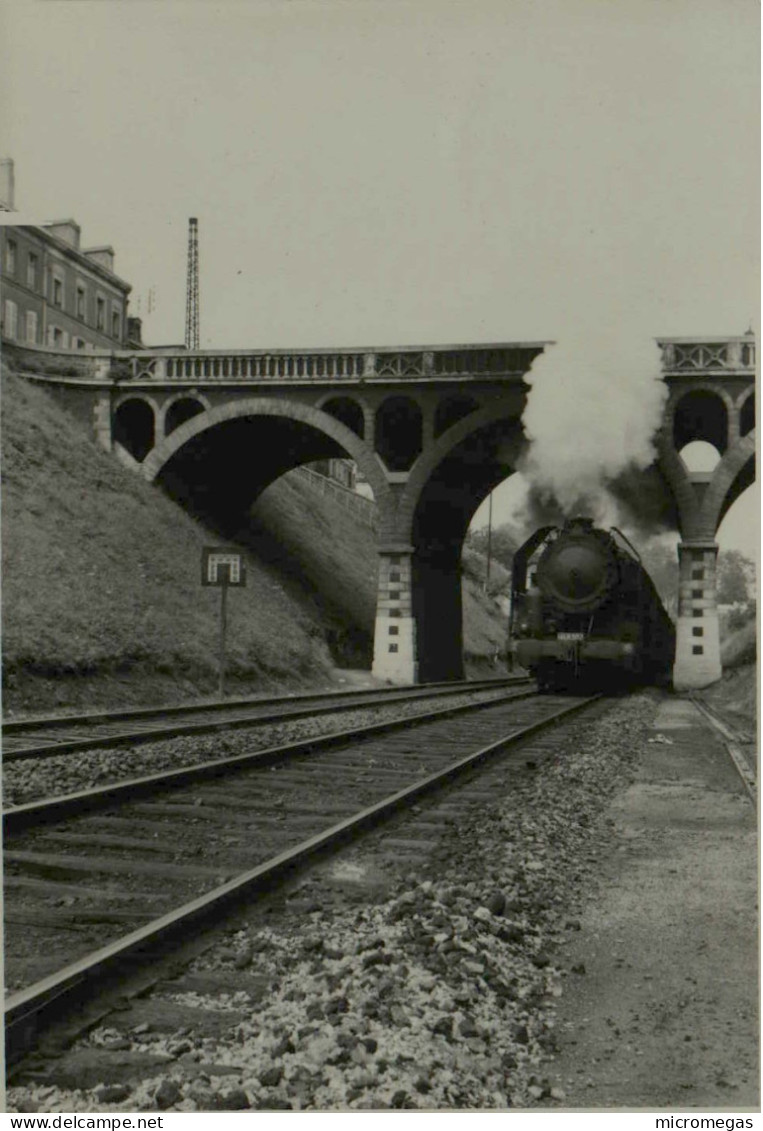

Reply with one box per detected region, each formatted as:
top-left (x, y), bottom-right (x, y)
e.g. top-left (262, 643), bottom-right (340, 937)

top-left (537, 521), bottom-right (617, 613)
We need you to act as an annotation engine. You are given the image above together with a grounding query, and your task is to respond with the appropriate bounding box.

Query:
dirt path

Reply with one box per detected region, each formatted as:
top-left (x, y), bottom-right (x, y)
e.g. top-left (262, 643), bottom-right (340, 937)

top-left (544, 698), bottom-right (758, 1110)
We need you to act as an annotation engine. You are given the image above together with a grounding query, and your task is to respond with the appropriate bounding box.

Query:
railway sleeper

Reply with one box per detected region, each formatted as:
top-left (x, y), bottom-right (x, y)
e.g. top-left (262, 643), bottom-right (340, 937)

top-left (33, 833), bottom-right (193, 855)
top-left (3, 875), bottom-right (164, 902)
top-left (4, 850), bottom-right (233, 883)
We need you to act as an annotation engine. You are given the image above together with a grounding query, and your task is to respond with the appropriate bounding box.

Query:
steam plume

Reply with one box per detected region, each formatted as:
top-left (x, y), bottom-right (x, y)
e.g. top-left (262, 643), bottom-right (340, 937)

top-left (517, 326), bottom-right (670, 536)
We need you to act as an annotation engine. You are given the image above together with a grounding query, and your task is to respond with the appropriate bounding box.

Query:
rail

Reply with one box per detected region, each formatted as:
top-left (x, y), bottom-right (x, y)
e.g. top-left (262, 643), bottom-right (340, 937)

top-left (5, 691), bottom-right (600, 1060)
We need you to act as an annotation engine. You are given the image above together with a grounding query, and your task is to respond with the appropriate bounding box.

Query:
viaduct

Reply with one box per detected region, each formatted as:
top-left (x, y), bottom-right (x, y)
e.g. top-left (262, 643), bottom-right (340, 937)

top-left (12, 334), bottom-right (755, 690)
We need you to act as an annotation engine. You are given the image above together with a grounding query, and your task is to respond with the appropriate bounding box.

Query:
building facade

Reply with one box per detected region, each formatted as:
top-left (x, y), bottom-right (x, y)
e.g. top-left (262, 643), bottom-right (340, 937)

top-left (1, 221), bottom-right (131, 351)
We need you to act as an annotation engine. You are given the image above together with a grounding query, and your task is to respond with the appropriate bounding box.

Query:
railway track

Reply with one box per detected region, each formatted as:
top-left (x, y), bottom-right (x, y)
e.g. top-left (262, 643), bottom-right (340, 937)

top-left (690, 696), bottom-right (757, 802)
top-left (4, 688), bottom-right (601, 1063)
top-left (2, 677), bottom-right (530, 761)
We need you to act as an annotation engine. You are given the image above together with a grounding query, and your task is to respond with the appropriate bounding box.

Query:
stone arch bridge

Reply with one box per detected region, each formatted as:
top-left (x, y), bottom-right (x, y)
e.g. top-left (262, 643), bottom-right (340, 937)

top-left (16, 334), bottom-right (755, 689)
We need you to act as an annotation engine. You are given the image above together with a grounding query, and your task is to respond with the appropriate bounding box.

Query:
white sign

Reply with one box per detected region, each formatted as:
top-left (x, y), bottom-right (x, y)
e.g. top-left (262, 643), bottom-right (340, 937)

top-left (201, 547), bottom-right (246, 587)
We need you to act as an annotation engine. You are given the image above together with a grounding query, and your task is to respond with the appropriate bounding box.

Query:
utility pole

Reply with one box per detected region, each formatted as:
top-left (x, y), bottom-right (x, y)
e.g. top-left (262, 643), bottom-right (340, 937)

top-left (484, 491), bottom-right (493, 592)
top-left (185, 217), bottom-right (199, 350)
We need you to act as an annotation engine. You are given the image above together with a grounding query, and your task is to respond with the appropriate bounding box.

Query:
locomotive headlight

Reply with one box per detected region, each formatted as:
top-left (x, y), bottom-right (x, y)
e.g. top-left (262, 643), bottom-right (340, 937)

top-left (622, 643), bottom-right (635, 655)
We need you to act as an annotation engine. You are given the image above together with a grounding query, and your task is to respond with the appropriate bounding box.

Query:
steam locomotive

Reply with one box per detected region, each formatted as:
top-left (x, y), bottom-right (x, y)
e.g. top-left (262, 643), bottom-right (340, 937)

top-left (508, 517), bottom-right (675, 691)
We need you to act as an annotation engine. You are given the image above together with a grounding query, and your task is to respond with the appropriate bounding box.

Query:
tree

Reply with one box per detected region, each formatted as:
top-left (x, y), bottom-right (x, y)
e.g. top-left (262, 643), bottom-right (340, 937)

top-left (640, 540), bottom-right (680, 615)
top-left (464, 523), bottom-right (521, 573)
top-left (716, 550), bottom-right (754, 605)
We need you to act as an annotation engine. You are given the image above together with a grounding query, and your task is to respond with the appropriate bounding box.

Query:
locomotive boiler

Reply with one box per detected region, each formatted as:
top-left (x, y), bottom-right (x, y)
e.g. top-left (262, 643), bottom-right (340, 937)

top-left (508, 517), bottom-right (675, 691)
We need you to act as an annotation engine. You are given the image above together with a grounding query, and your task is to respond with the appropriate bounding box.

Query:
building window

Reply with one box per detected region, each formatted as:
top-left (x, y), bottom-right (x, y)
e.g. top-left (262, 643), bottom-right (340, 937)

top-left (388, 644), bottom-right (398, 653)
top-left (111, 310), bottom-right (120, 339)
top-left (52, 277), bottom-right (63, 307)
top-left (388, 625), bottom-right (399, 635)
top-left (691, 568), bottom-right (704, 580)
top-left (27, 253), bottom-right (38, 289)
top-left (692, 645), bottom-right (704, 655)
top-left (389, 589), bottom-right (400, 599)
top-left (390, 570), bottom-right (401, 582)
top-left (76, 286), bottom-right (86, 319)
top-left (389, 608), bottom-right (401, 618)
top-left (25, 310), bottom-right (38, 344)
top-left (692, 626), bottom-right (704, 637)
top-left (5, 239), bottom-right (16, 274)
top-left (52, 326), bottom-right (63, 346)
top-left (4, 299), bottom-right (18, 339)
top-left (692, 589), bottom-right (703, 599)
top-left (96, 296), bottom-right (105, 330)
top-left (692, 609), bottom-right (703, 618)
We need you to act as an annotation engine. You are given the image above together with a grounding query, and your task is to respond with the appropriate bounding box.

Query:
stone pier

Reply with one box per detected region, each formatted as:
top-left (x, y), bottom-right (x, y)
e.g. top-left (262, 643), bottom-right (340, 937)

top-left (371, 547), bottom-right (418, 684)
top-left (672, 541), bottom-right (722, 691)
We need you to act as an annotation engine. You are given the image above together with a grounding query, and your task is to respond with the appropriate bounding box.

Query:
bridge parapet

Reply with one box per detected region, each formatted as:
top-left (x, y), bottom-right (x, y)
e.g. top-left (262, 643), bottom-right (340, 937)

top-left (6, 336), bottom-right (755, 386)
top-left (658, 334), bottom-right (756, 376)
top-left (129, 343), bottom-right (550, 384)
top-left (3, 341), bottom-right (549, 385)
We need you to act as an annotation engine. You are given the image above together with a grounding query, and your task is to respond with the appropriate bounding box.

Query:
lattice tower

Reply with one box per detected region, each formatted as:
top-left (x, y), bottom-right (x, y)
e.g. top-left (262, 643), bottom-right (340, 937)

top-left (184, 217), bottom-right (200, 350)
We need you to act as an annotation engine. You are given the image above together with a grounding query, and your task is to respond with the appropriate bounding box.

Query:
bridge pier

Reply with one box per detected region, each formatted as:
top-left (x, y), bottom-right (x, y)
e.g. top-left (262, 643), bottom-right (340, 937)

top-left (371, 547), bottom-right (418, 684)
top-left (672, 541), bottom-right (722, 691)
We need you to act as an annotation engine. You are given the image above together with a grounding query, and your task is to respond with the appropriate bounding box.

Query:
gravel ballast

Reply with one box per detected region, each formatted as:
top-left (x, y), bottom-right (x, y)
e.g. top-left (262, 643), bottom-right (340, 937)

top-left (3, 689), bottom-right (510, 806)
top-left (8, 693), bottom-right (661, 1111)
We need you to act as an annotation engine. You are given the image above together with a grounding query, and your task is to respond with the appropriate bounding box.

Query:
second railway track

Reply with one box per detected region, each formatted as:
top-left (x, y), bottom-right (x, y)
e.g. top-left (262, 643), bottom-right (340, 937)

top-left (2, 677), bottom-right (530, 761)
top-left (5, 688), bottom-right (604, 1062)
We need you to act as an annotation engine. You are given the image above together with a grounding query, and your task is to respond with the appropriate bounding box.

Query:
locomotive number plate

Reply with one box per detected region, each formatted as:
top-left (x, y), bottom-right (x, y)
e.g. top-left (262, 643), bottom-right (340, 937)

top-left (557, 632), bottom-right (584, 641)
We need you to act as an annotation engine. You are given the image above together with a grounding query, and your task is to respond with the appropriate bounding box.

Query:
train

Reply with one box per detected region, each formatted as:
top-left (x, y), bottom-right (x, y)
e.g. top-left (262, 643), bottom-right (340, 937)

top-left (507, 516), bottom-right (675, 692)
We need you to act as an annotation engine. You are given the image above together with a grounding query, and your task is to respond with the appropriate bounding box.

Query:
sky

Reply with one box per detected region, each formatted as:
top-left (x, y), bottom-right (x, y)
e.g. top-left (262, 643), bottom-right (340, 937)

top-left (1, 0), bottom-right (758, 557)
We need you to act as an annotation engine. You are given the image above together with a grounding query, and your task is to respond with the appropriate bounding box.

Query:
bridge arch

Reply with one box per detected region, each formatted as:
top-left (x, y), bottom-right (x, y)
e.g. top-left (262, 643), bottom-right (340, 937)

top-left (317, 394), bottom-right (365, 438)
top-left (394, 403), bottom-right (526, 545)
top-left (374, 395), bottom-right (424, 472)
top-left (700, 432), bottom-right (756, 533)
top-left (381, 405), bottom-right (525, 681)
top-left (113, 395), bottom-right (158, 463)
top-left (141, 396), bottom-right (389, 507)
top-left (163, 394), bottom-right (209, 436)
top-left (434, 393), bottom-right (480, 438)
top-left (740, 390), bottom-right (755, 437)
top-left (672, 387), bottom-right (731, 458)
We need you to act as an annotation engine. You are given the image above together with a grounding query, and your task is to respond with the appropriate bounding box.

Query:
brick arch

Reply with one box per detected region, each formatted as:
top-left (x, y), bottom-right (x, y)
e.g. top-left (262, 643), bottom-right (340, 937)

top-left (434, 392), bottom-right (481, 437)
top-left (163, 390), bottom-right (212, 414)
top-left (739, 389), bottom-right (755, 436)
top-left (316, 393), bottom-right (366, 438)
top-left (114, 391), bottom-right (162, 417)
top-left (161, 392), bottom-right (211, 436)
top-left (666, 382), bottom-right (736, 421)
top-left (671, 387), bottom-right (732, 455)
top-left (141, 396), bottom-right (389, 504)
top-left (698, 432), bottom-right (756, 536)
top-left (391, 402), bottom-right (525, 544)
top-left (374, 395), bottom-right (424, 472)
top-left (656, 437), bottom-right (701, 538)
top-left (113, 395), bottom-right (159, 464)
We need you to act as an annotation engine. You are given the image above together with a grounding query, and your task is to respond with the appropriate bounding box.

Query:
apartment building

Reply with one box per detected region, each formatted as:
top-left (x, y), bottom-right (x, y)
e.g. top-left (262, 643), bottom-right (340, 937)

top-left (1, 221), bottom-right (132, 350)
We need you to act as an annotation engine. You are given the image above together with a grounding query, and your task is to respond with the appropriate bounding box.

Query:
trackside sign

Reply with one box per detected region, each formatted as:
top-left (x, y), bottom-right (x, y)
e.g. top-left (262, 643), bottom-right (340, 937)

top-left (201, 547), bottom-right (247, 587)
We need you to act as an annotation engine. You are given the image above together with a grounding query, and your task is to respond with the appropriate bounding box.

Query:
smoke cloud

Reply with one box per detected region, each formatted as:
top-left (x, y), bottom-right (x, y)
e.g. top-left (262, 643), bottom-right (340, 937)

top-left (517, 326), bottom-right (671, 537)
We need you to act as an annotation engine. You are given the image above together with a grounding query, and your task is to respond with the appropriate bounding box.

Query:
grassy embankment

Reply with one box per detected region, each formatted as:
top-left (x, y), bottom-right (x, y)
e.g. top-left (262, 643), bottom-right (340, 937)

top-left (699, 620), bottom-right (758, 734)
top-left (2, 369), bottom-right (508, 714)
